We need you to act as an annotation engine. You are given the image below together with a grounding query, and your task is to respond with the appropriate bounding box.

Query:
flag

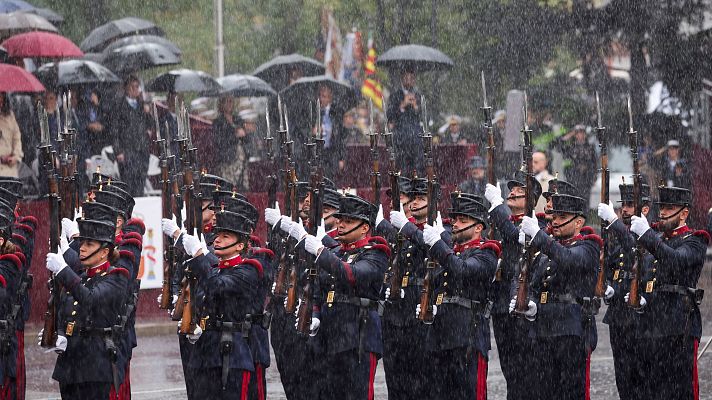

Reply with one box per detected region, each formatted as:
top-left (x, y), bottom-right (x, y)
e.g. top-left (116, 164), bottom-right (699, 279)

top-left (322, 9), bottom-right (342, 79)
top-left (361, 33), bottom-right (383, 109)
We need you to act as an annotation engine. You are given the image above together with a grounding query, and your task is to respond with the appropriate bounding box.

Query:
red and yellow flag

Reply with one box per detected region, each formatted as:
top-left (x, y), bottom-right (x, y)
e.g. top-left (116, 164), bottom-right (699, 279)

top-left (361, 34), bottom-right (383, 109)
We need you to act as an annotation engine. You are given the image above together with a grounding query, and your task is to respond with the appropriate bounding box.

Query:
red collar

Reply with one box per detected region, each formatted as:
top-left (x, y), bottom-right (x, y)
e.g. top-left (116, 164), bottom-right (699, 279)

top-left (218, 255), bottom-right (243, 269)
top-left (114, 231), bottom-right (123, 244)
top-left (327, 228), bottom-right (338, 238)
top-left (559, 234), bottom-right (583, 246)
top-left (665, 224), bottom-right (690, 239)
top-left (453, 238), bottom-right (482, 253)
top-left (204, 223), bottom-right (214, 233)
top-left (87, 261), bottom-right (110, 278)
top-left (341, 237), bottom-right (371, 252)
top-left (510, 214), bottom-right (524, 223)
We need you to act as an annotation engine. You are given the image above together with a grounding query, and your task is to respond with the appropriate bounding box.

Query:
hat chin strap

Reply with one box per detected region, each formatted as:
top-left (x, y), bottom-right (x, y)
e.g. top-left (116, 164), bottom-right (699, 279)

top-left (551, 215), bottom-right (578, 230)
top-left (452, 221), bottom-right (479, 235)
top-left (410, 203), bottom-right (428, 213)
top-left (80, 243), bottom-right (109, 262)
top-left (508, 195), bottom-right (526, 200)
top-left (336, 220), bottom-right (365, 240)
top-left (214, 239), bottom-right (242, 252)
top-left (658, 207), bottom-right (685, 221)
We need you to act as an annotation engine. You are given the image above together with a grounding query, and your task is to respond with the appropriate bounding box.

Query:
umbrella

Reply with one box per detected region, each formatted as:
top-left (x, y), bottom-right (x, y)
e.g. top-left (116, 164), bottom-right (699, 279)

top-left (80, 17), bottom-right (165, 53)
top-left (215, 74), bottom-right (276, 97)
top-left (21, 8), bottom-right (64, 25)
top-left (35, 60), bottom-right (120, 88)
top-left (102, 34), bottom-right (181, 58)
top-left (253, 53), bottom-right (324, 90)
top-left (1, 31), bottom-right (83, 58)
top-left (279, 75), bottom-right (358, 111)
top-left (103, 43), bottom-right (180, 74)
top-left (0, 0), bottom-right (32, 13)
top-left (0, 63), bottom-right (45, 92)
top-left (0, 12), bottom-right (57, 37)
top-left (146, 68), bottom-right (221, 94)
top-left (376, 44), bottom-right (454, 72)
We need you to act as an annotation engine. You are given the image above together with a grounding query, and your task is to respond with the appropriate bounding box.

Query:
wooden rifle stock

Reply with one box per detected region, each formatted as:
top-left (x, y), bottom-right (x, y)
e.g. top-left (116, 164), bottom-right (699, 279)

top-left (159, 137), bottom-right (174, 310)
top-left (626, 96), bottom-right (643, 309)
top-left (594, 93), bottom-right (609, 299)
top-left (178, 280), bottom-right (194, 334)
top-left (514, 93), bottom-right (534, 316)
top-left (418, 98), bottom-right (437, 324)
top-left (284, 167), bottom-right (300, 314)
top-left (384, 125), bottom-right (404, 300)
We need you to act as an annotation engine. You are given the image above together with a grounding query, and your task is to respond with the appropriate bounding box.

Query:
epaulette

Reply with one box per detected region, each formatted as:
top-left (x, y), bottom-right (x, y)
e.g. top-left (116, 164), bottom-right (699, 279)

top-left (369, 236), bottom-right (389, 247)
top-left (692, 230), bottom-right (711, 245)
top-left (11, 234), bottom-right (26, 246)
top-left (580, 226), bottom-right (596, 235)
top-left (366, 243), bottom-right (391, 259)
top-left (106, 267), bottom-right (130, 278)
top-left (582, 234), bottom-right (604, 248)
top-left (536, 212), bottom-right (547, 220)
top-left (249, 235), bottom-right (263, 247)
top-left (251, 247), bottom-right (275, 260)
top-left (18, 216), bottom-right (38, 228)
top-left (0, 253), bottom-right (22, 270)
top-left (125, 218), bottom-right (146, 235)
top-left (13, 251), bottom-right (26, 267)
top-left (119, 249), bottom-right (136, 263)
top-left (123, 232), bottom-right (143, 242)
top-left (120, 238), bottom-right (143, 249)
top-left (241, 258), bottom-right (264, 279)
top-left (13, 223), bottom-right (33, 236)
top-left (481, 240), bottom-right (502, 258)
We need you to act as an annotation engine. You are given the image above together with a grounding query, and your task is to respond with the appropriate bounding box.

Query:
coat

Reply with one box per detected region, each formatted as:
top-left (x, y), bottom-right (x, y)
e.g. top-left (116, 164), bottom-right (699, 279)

top-left (0, 111), bottom-right (23, 177)
top-left (110, 96), bottom-right (152, 161)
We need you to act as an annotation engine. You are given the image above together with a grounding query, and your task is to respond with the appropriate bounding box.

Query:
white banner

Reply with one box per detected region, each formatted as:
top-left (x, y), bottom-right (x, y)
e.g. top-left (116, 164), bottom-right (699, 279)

top-left (131, 197), bottom-right (164, 289)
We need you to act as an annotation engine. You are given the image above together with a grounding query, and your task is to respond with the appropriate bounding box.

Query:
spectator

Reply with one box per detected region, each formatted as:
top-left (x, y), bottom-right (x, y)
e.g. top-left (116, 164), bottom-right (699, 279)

top-left (213, 95), bottom-right (249, 191)
top-left (437, 115), bottom-right (468, 145)
top-left (658, 140), bottom-right (687, 188)
top-left (110, 75), bottom-right (153, 197)
top-left (387, 67), bottom-right (423, 174)
top-left (317, 84), bottom-right (345, 173)
top-left (238, 107), bottom-right (262, 159)
top-left (553, 124), bottom-right (597, 206)
top-left (342, 110), bottom-right (367, 146)
top-left (42, 89), bottom-right (65, 153)
top-left (0, 92), bottom-right (23, 178)
top-left (532, 151), bottom-right (555, 213)
top-left (158, 91), bottom-right (182, 165)
top-left (458, 156), bottom-right (487, 195)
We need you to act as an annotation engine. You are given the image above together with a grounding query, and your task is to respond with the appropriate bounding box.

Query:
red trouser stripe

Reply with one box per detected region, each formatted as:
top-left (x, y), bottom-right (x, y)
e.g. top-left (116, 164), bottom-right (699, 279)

top-left (15, 331), bottom-right (24, 400)
top-left (256, 363), bottom-right (265, 400)
top-left (476, 353), bottom-right (488, 400)
top-left (241, 371), bottom-right (251, 400)
top-left (693, 339), bottom-right (699, 400)
top-left (585, 350), bottom-right (591, 400)
top-left (368, 353), bottom-right (377, 400)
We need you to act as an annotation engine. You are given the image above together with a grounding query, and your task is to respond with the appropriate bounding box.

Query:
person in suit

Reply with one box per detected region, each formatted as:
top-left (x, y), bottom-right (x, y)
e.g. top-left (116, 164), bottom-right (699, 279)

top-left (387, 68), bottom-right (423, 174)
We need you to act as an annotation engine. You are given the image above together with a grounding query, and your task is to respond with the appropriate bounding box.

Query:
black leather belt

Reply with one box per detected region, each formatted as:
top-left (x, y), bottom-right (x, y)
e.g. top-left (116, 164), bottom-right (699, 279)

top-left (657, 284), bottom-right (704, 305)
top-left (78, 326), bottom-right (112, 337)
top-left (327, 292), bottom-right (379, 310)
top-left (612, 269), bottom-right (634, 280)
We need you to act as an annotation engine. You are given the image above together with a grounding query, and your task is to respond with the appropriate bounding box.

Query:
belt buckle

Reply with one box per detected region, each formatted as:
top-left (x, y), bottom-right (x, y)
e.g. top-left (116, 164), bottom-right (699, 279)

top-left (613, 270), bottom-right (620, 280)
top-left (646, 281), bottom-right (654, 293)
top-left (65, 321), bottom-right (75, 337)
top-left (435, 293), bottom-right (444, 305)
top-left (200, 316), bottom-right (209, 331)
top-left (401, 276), bottom-right (409, 287)
top-left (326, 291), bottom-right (335, 307)
top-left (540, 292), bottom-right (548, 304)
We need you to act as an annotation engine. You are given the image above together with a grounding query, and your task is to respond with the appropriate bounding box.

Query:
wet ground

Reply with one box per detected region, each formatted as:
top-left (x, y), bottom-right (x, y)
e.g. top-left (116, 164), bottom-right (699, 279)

top-left (25, 263), bottom-right (712, 399)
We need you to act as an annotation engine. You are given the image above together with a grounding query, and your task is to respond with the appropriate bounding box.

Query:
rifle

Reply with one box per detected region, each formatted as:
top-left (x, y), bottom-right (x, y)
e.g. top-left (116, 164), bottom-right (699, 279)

top-left (155, 103), bottom-right (175, 310)
top-left (594, 92), bottom-right (609, 299)
top-left (383, 96), bottom-right (405, 300)
top-left (417, 96), bottom-right (439, 324)
top-left (265, 105), bottom-right (278, 209)
top-left (513, 92), bottom-right (536, 316)
top-left (57, 93), bottom-right (76, 220)
top-left (273, 97), bottom-right (294, 300)
top-left (368, 100), bottom-right (381, 204)
top-left (481, 72), bottom-right (496, 186)
top-left (297, 101), bottom-right (324, 334)
top-left (38, 102), bottom-right (61, 348)
top-left (284, 105), bottom-right (300, 315)
top-left (627, 95), bottom-right (643, 309)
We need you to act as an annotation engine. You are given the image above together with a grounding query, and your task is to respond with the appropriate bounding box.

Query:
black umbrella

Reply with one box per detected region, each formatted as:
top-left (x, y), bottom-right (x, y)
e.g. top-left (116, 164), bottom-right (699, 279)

top-left (146, 68), bottom-right (221, 94)
top-left (279, 75), bottom-right (358, 111)
top-left (376, 44), bottom-right (454, 72)
top-left (102, 34), bottom-right (181, 58)
top-left (103, 43), bottom-right (180, 74)
top-left (0, 12), bottom-right (57, 37)
top-left (80, 17), bottom-right (165, 53)
top-left (21, 8), bottom-right (64, 25)
top-left (35, 60), bottom-right (120, 87)
top-left (253, 53), bottom-right (324, 91)
top-left (214, 74), bottom-right (276, 97)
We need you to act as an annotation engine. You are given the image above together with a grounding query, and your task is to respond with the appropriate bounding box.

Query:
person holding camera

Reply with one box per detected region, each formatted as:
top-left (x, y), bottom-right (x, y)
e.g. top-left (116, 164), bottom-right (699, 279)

top-left (387, 67), bottom-right (424, 174)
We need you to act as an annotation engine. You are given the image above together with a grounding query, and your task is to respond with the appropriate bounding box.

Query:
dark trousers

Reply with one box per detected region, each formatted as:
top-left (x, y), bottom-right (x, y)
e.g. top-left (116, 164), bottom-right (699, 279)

top-left (322, 350), bottom-right (378, 400)
top-left (118, 153), bottom-right (148, 197)
top-left (428, 348), bottom-right (487, 400)
top-left (59, 382), bottom-right (111, 399)
top-left (638, 336), bottom-right (698, 400)
top-left (533, 335), bottom-right (589, 400)
top-left (271, 311), bottom-right (318, 400)
top-left (382, 322), bottom-right (428, 400)
top-left (247, 363), bottom-right (266, 400)
top-left (178, 335), bottom-right (195, 400)
top-left (492, 313), bottom-right (532, 400)
top-left (609, 324), bottom-right (643, 400)
top-left (193, 368), bottom-right (250, 400)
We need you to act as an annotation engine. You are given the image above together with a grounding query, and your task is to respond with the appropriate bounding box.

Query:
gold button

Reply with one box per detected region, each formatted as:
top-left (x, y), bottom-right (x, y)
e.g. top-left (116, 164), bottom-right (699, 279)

top-left (652, 268), bottom-right (656, 273)
top-left (619, 262), bottom-right (624, 267)
top-left (71, 311), bottom-right (76, 316)
top-left (619, 254), bottom-right (624, 258)
top-left (546, 267), bottom-right (551, 271)
top-left (543, 282), bottom-right (549, 287)
top-left (456, 252), bottom-right (460, 256)
top-left (406, 271), bottom-right (410, 275)
top-left (73, 301), bottom-right (78, 305)
top-left (653, 278), bottom-right (656, 282)
top-left (407, 253), bottom-right (411, 258)
top-left (86, 278), bottom-right (91, 281)
top-left (444, 272), bottom-right (448, 277)
top-left (443, 282), bottom-right (448, 286)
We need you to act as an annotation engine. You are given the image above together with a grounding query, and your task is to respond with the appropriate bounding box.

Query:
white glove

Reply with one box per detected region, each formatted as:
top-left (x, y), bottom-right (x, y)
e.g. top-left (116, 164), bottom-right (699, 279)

top-left (44, 335), bottom-right (67, 354)
top-left (597, 202), bottom-right (617, 224)
top-left (289, 220), bottom-right (307, 241)
top-left (423, 223), bottom-right (445, 247)
top-left (278, 216), bottom-right (295, 233)
top-left (518, 230), bottom-right (526, 245)
top-left (74, 207), bottom-right (82, 221)
top-left (309, 317), bottom-right (320, 336)
top-left (36, 328), bottom-right (43, 346)
top-left (436, 211), bottom-right (443, 227)
top-left (520, 215), bottom-right (540, 238)
top-left (264, 207), bottom-right (282, 227)
top-left (509, 296), bottom-right (537, 321)
top-left (187, 325), bottom-right (203, 344)
top-left (316, 220), bottom-right (327, 242)
top-left (415, 303), bottom-right (437, 318)
top-left (375, 205), bottom-right (384, 227)
top-left (59, 234), bottom-right (69, 255)
top-left (304, 234), bottom-right (323, 256)
top-left (182, 233), bottom-right (202, 258)
top-left (61, 217), bottom-right (79, 240)
top-left (157, 294), bottom-right (178, 307)
top-left (604, 285), bottom-right (615, 300)
top-left (630, 215), bottom-right (650, 237)
top-left (624, 292), bottom-right (647, 313)
top-left (385, 287), bottom-right (405, 299)
top-left (390, 210), bottom-right (409, 230)
top-left (485, 183), bottom-right (503, 211)
top-left (46, 252), bottom-right (68, 275)
top-left (161, 217), bottom-right (180, 239)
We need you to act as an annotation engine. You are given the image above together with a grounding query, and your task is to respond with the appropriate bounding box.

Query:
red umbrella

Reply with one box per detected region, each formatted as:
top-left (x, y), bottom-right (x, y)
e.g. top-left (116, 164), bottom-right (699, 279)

top-left (0, 64), bottom-right (45, 92)
top-left (1, 31), bottom-right (83, 58)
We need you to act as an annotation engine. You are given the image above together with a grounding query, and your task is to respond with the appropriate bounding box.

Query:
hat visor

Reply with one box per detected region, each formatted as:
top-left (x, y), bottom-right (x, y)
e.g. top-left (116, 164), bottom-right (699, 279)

top-left (74, 235), bottom-right (114, 244)
top-left (654, 201), bottom-right (689, 206)
top-left (507, 180), bottom-right (525, 191)
top-left (213, 226), bottom-right (251, 236)
top-left (549, 209), bottom-right (586, 218)
top-left (332, 212), bottom-right (370, 224)
top-left (448, 211), bottom-right (487, 228)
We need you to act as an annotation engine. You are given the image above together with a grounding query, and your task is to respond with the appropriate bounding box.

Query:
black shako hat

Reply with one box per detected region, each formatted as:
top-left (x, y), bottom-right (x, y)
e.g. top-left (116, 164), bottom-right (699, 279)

top-left (76, 219), bottom-right (116, 244)
top-left (197, 182), bottom-right (220, 200)
top-left (211, 196), bottom-right (258, 227)
top-left (214, 209), bottom-right (252, 236)
top-left (199, 173), bottom-right (233, 190)
top-left (323, 177), bottom-right (337, 190)
top-left (543, 178), bottom-right (579, 199)
top-left (296, 182), bottom-right (310, 200)
top-left (386, 176), bottom-right (413, 198)
top-left (93, 190), bottom-right (130, 219)
top-left (550, 194), bottom-right (587, 217)
top-left (407, 177), bottom-right (428, 196)
top-left (333, 194), bottom-right (377, 225)
top-left (448, 192), bottom-right (488, 228)
top-left (83, 201), bottom-right (119, 221)
top-left (0, 201), bottom-right (14, 225)
top-left (0, 177), bottom-right (22, 198)
top-left (99, 184), bottom-right (135, 217)
top-left (618, 183), bottom-right (651, 204)
top-left (507, 170), bottom-right (543, 200)
top-left (212, 190), bottom-right (248, 205)
top-left (656, 186), bottom-right (691, 207)
top-left (323, 188), bottom-right (342, 209)
top-left (91, 172), bottom-right (129, 192)
top-left (0, 187), bottom-right (18, 210)
top-left (0, 213), bottom-right (12, 239)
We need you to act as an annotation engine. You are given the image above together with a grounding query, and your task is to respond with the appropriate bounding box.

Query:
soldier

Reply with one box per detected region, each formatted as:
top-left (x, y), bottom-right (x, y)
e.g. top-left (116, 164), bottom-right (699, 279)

top-left (177, 209), bottom-right (263, 399)
top-left (515, 193), bottom-right (600, 399)
top-left (483, 171), bottom-right (542, 400)
top-left (597, 183), bottom-right (652, 399)
top-left (43, 214), bottom-right (130, 398)
top-left (299, 193), bottom-right (389, 400)
top-left (415, 192), bottom-right (500, 399)
top-left (628, 186), bottom-right (708, 400)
